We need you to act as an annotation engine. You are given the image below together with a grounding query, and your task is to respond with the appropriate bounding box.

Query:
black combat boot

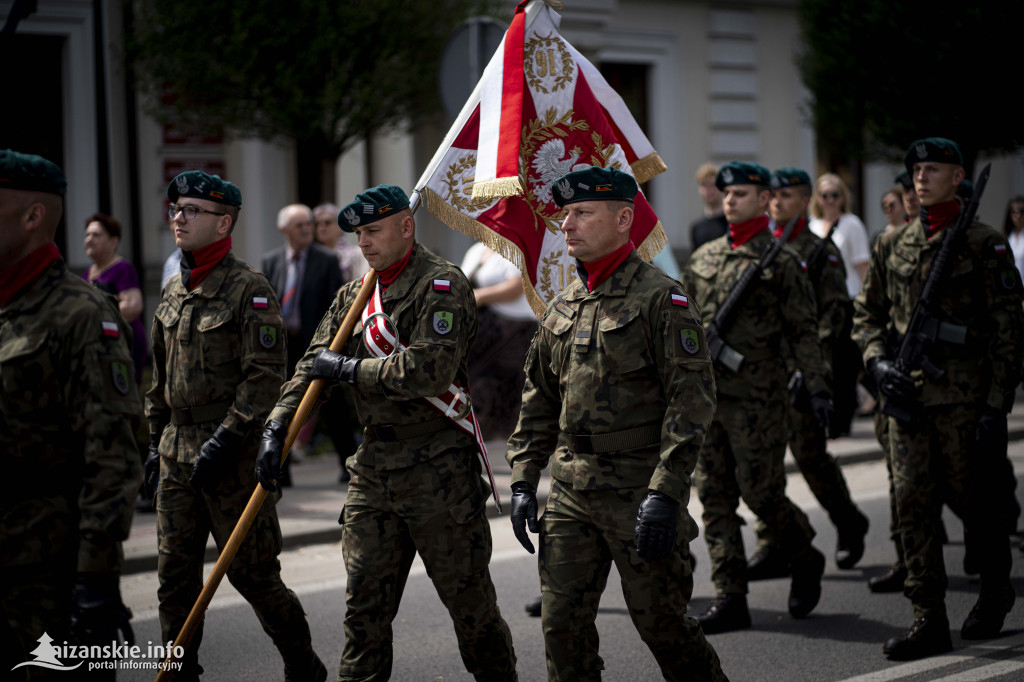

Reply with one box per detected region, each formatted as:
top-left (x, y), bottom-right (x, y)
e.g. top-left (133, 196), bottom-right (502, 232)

top-left (883, 615), bottom-right (952, 660)
top-left (868, 562), bottom-right (907, 593)
top-left (698, 594), bottom-right (751, 634)
top-left (961, 583), bottom-right (1015, 640)
top-left (746, 545), bottom-right (790, 581)
top-left (835, 512), bottom-right (869, 569)
top-left (788, 546), bottom-right (825, 618)
top-left (284, 651), bottom-right (328, 682)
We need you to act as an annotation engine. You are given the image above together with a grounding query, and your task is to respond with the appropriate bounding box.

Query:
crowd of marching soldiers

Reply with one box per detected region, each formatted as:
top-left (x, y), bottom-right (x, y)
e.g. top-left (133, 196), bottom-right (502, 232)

top-left (2, 135), bottom-right (1021, 681)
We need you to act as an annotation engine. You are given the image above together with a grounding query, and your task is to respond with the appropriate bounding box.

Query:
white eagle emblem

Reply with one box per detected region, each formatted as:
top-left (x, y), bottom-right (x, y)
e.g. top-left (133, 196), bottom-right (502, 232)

top-left (343, 207), bottom-right (359, 226)
top-left (916, 142), bottom-right (928, 159)
top-left (721, 168), bottom-right (734, 184)
top-left (175, 175), bottom-right (189, 195)
top-left (555, 178), bottom-right (573, 201)
top-left (532, 139), bottom-right (582, 205)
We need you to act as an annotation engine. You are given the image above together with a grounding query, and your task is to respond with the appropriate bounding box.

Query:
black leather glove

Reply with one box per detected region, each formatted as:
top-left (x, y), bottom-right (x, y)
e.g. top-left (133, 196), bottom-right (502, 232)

top-left (255, 420), bottom-right (289, 492)
top-left (635, 490), bottom-right (680, 562)
top-left (143, 431), bottom-right (162, 501)
top-left (310, 349), bottom-right (361, 384)
top-left (976, 407), bottom-right (1008, 455)
top-left (71, 573), bottom-right (134, 646)
top-left (189, 425), bottom-right (242, 491)
top-left (868, 357), bottom-right (914, 402)
top-left (510, 481), bottom-right (539, 554)
top-left (809, 390), bottom-right (834, 434)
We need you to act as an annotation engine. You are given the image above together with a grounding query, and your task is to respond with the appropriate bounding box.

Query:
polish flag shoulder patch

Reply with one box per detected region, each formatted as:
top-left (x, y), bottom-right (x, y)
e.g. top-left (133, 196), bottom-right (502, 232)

top-left (433, 279), bottom-right (451, 292)
top-left (993, 244), bottom-right (1008, 255)
top-left (800, 260), bottom-right (808, 271)
top-left (102, 320), bottom-right (120, 338)
top-left (828, 254), bottom-right (840, 265)
top-left (252, 296), bottom-right (269, 309)
top-left (671, 293), bottom-right (689, 308)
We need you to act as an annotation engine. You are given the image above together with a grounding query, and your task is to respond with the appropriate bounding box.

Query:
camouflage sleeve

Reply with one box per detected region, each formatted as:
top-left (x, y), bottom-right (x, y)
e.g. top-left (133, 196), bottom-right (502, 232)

top-left (982, 234), bottom-right (1024, 411)
top-left (779, 251), bottom-right (831, 393)
top-left (226, 279), bottom-right (287, 436)
top-left (851, 236), bottom-right (891, 365)
top-left (814, 243), bottom-right (851, 363)
top-left (70, 306), bottom-right (143, 574)
top-left (648, 291), bottom-right (716, 502)
top-left (144, 301), bottom-right (169, 434)
top-left (506, 316), bottom-right (559, 489)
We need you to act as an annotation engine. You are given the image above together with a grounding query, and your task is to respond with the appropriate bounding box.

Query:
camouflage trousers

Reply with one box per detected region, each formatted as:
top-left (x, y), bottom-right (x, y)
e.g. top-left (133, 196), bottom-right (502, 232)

top-left (156, 456), bottom-right (314, 670)
top-left (874, 403), bottom-right (905, 564)
top-left (694, 393), bottom-right (816, 595)
top-left (888, 403), bottom-right (1011, 619)
top-left (2, 562), bottom-right (77, 681)
top-left (339, 450), bottom-right (516, 682)
top-left (754, 403), bottom-right (860, 551)
top-left (539, 479), bottom-right (726, 682)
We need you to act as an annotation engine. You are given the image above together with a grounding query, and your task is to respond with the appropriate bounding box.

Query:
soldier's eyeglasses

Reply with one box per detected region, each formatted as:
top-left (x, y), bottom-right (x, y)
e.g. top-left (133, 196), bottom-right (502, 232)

top-left (168, 204), bottom-right (227, 221)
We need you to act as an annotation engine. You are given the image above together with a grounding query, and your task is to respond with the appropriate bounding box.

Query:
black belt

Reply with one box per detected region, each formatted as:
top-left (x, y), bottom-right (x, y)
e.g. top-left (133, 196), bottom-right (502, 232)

top-left (569, 423), bottom-right (661, 454)
top-left (171, 400), bottom-right (233, 426)
top-left (364, 417), bottom-right (453, 442)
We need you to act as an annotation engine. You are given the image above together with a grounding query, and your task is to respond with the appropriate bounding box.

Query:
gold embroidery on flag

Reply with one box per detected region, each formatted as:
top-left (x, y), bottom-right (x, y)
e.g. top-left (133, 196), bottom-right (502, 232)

top-left (525, 33), bottom-right (575, 93)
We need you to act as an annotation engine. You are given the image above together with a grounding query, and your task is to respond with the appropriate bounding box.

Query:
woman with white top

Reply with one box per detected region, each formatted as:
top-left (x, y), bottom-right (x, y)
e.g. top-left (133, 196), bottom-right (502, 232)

top-left (1003, 195), bottom-right (1024, 281)
top-left (810, 173), bottom-right (871, 298)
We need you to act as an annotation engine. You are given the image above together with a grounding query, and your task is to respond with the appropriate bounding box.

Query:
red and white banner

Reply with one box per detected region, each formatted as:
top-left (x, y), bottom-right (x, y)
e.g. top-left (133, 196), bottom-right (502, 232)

top-left (415, 0), bottom-right (667, 316)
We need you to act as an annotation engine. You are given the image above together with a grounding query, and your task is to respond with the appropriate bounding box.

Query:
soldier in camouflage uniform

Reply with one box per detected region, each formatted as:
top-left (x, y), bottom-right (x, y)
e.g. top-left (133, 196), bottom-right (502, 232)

top-left (256, 184), bottom-right (517, 682)
top-left (683, 161), bottom-right (832, 634)
top-left (853, 138), bottom-right (1024, 660)
top-left (508, 166), bottom-right (726, 681)
top-left (144, 171), bottom-right (325, 681)
top-left (744, 168), bottom-right (869, 581)
top-left (0, 150), bottom-right (140, 676)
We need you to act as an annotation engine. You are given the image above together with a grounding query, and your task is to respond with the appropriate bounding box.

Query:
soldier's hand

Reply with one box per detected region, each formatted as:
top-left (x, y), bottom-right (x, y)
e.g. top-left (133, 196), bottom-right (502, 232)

top-left (868, 357), bottom-right (914, 402)
top-left (310, 349), bottom-right (361, 385)
top-left (510, 481), bottom-right (539, 554)
top-left (71, 573), bottom-right (134, 647)
top-left (809, 390), bottom-right (834, 434)
top-left (255, 420), bottom-right (288, 492)
top-left (143, 431), bottom-right (162, 501)
top-left (189, 425), bottom-right (242, 492)
top-left (635, 490), bottom-right (679, 562)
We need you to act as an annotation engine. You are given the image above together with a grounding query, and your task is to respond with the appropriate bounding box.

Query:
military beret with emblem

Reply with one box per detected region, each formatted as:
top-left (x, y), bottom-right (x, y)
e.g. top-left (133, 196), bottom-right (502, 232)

top-left (770, 167), bottom-right (812, 189)
top-left (894, 170), bottom-right (913, 190)
top-left (167, 170), bottom-right (242, 207)
top-left (338, 184), bottom-right (411, 232)
top-left (552, 166), bottom-right (638, 208)
top-left (715, 160), bottom-right (771, 191)
top-left (0, 149), bottom-right (67, 196)
top-left (903, 137), bottom-right (963, 173)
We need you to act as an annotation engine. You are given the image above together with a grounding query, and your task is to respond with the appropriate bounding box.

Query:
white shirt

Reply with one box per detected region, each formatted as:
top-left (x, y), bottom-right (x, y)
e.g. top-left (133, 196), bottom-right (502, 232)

top-left (810, 213), bottom-right (870, 297)
top-left (1007, 230), bottom-right (1024, 281)
top-left (460, 243), bottom-right (536, 321)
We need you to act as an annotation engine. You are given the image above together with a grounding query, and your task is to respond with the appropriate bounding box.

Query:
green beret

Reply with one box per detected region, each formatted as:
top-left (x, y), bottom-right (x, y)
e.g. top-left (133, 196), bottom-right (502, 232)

top-left (167, 170), bottom-right (242, 207)
top-left (770, 167), bottom-right (812, 189)
top-left (894, 170), bottom-right (913, 190)
top-left (904, 137), bottom-right (963, 173)
top-left (0, 149), bottom-right (67, 196)
top-left (715, 160), bottom-right (771, 191)
top-left (552, 166), bottom-right (638, 208)
top-left (338, 184), bottom-right (410, 232)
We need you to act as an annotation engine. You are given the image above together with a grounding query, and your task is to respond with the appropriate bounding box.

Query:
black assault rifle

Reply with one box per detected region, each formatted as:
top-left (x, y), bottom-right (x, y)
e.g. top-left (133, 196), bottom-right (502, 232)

top-left (804, 218), bottom-right (841, 279)
top-left (706, 217), bottom-right (799, 372)
top-left (881, 163), bottom-right (991, 422)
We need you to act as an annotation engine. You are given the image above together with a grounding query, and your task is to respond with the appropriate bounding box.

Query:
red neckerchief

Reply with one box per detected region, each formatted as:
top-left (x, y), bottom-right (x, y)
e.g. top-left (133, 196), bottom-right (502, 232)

top-left (730, 215), bottom-right (770, 248)
top-left (182, 236), bottom-right (232, 290)
top-left (0, 242), bottom-right (61, 307)
top-left (772, 216), bottom-right (807, 241)
top-left (577, 241), bottom-right (634, 292)
top-left (920, 200), bottom-right (961, 240)
top-left (377, 245), bottom-right (413, 289)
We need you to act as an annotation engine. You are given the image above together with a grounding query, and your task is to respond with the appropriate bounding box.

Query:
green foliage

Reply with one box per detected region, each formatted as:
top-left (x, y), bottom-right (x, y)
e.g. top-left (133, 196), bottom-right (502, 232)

top-left (797, 0), bottom-right (1022, 168)
top-left (124, 0), bottom-right (501, 159)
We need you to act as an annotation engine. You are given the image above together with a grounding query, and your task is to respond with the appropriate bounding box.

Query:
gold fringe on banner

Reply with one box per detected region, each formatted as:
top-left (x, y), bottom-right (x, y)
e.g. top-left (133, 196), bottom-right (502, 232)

top-left (471, 176), bottom-right (524, 200)
top-left (420, 188), bottom-right (548, 317)
top-left (631, 152), bottom-right (668, 185)
top-left (636, 220), bottom-right (668, 263)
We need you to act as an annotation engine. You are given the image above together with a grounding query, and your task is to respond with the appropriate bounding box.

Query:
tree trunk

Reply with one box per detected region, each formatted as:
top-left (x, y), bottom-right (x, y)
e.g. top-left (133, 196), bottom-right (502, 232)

top-left (296, 137), bottom-right (338, 208)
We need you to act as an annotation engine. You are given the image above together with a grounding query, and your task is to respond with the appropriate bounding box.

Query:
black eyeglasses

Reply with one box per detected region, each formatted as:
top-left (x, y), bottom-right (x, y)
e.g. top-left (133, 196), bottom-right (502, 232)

top-left (820, 192), bottom-right (841, 200)
top-left (168, 204), bottom-right (227, 221)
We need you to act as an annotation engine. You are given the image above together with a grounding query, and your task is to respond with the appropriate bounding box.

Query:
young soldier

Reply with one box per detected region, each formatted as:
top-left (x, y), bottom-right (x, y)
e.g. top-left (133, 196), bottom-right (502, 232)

top-left (683, 160), bottom-right (831, 633)
top-left (853, 138), bottom-right (1024, 660)
top-left (745, 167), bottom-right (869, 580)
top-left (508, 166), bottom-right (726, 681)
top-left (145, 171), bottom-right (325, 681)
top-left (256, 184), bottom-right (518, 681)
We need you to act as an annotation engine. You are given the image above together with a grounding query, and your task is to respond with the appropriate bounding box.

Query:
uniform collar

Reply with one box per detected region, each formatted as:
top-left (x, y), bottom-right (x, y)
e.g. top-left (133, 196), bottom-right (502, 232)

top-left (563, 250), bottom-right (642, 301)
top-left (379, 242), bottom-right (422, 301)
top-left (181, 250), bottom-right (236, 299)
top-left (0, 257), bottom-right (65, 314)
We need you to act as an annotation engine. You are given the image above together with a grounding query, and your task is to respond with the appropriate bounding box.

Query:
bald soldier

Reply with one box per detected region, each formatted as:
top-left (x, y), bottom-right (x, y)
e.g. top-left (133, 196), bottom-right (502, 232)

top-left (508, 166), bottom-right (726, 681)
top-left (0, 150), bottom-right (140, 675)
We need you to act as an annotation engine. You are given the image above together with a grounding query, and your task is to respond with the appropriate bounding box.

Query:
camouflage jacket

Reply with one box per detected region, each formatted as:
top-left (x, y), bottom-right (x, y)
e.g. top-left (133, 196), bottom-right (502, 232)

top-left (269, 242), bottom-right (479, 470)
top-left (852, 217), bottom-right (1024, 411)
top-left (784, 227), bottom-right (850, 374)
top-left (506, 250), bottom-right (716, 504)
top-left (683, 229), bottom-right (830, 398)
top-left (146, 250), bottom-right (287, 462)
top-left (0, 260), bottom-right (141, 573)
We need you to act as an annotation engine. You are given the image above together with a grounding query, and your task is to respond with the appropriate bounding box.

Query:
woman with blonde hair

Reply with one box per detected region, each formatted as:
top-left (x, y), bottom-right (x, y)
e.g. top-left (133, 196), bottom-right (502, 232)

top-left (810, 173), bottom-right (871, 298)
